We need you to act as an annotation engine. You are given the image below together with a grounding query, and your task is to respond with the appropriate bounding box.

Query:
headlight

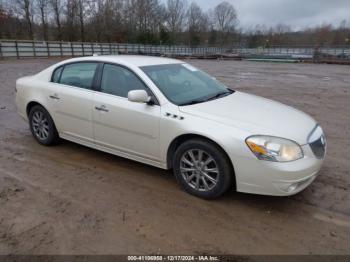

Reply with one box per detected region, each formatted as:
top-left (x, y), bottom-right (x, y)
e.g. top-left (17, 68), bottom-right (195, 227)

top-left (246, 135), bottom-right (303, 162)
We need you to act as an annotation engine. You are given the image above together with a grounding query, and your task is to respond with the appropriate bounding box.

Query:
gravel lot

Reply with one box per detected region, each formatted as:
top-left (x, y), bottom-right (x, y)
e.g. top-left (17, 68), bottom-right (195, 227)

top-left (0, 58), bottom-right (349, 255)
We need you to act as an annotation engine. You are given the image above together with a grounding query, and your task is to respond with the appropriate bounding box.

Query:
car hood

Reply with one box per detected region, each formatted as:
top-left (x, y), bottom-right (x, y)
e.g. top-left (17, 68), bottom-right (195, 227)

top-left (179, 91), bottom-right (316, 145)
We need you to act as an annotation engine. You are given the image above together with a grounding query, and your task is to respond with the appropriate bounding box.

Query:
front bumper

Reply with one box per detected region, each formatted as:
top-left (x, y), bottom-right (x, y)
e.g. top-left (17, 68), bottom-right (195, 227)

top-left (233, 143), bottom-right (324, 196)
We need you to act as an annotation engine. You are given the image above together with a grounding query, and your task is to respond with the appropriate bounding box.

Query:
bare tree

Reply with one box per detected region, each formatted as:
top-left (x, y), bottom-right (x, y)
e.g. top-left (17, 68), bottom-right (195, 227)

top-left (187, 2), bottom-right (207, 46)
top-left (165, 0), bottom-right (186, 42)
top-left (136, 0), bottom-right (162, 33)
top-left (35, 0), bottom-right (49, 40)
top-left (106, 0), bottom-right (125, 41)
top-left (49, 0), bottom-right (63, 40)
top-left (65, 0), bottom-right (78, 41)
top-left (0, 4), bottom-right (7, 38)
top-left (15, 0), bottom-right (34, 39)
top-left (334, 20), bottom-right (349, 45)
top-left (123, 0), bottom-right (163, 43)
top-left (213, 1), bottom-right (237, 46)
top-left (76, 0), bottom-right (90, 42)
top-left (89, 0), bottom-right (124, 42)
top-left (89, 0), bottom-right (104, 42)
top-left (4, 0), bottom-right (349, 48)
top-left (315, 24), bottom-right (333, 46)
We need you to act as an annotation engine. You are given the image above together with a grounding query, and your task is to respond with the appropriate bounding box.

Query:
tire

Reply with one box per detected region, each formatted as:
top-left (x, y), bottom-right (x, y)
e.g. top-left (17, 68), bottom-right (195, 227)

top-left (173, 138), bottom-right (234, 199)
top-left (28, 105), bottom-right (59, 146)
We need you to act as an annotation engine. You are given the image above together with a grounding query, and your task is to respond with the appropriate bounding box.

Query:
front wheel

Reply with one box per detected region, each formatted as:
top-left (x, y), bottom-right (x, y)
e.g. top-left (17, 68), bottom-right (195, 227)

top-left (29, 105), bottom-right (59, 146)
top-left (173, 139), bottom-right (234, 199)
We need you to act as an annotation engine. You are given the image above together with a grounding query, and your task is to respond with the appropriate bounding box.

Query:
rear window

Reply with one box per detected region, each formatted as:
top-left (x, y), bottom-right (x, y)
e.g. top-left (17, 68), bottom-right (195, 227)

top-left (55, 62), bottom-right (98, 90)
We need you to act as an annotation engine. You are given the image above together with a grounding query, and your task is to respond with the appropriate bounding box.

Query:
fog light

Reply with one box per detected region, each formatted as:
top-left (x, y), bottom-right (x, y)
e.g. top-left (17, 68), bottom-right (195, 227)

top-left (275, 182), bottom-right (299, 193)
top-left (274, 175), bottom-right (316, 194)
top-left (286, 183), bottom-right (298, 193)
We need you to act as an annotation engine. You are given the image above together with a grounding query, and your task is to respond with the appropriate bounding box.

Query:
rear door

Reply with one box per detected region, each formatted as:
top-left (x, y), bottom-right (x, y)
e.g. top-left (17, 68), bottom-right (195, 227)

top-left (47, 62), bottom-right (99, 143)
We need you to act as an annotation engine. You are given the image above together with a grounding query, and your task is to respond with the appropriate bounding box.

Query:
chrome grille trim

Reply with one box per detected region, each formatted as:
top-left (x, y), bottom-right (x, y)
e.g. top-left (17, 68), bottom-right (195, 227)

top-left (309, 136), bottom-right (326, 159)
top-left (308, 125), bottom-right (326, 159)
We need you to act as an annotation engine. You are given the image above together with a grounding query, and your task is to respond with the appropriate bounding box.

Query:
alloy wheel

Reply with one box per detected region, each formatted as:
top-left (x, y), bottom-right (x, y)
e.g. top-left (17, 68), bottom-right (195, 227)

top-left (180, 149), bottom-right (219, 192)
top-left (31, 111), bottom-right (50, 141)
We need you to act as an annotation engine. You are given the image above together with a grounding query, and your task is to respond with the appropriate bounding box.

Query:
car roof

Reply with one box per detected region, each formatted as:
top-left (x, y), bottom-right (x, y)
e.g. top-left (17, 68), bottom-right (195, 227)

top-left (66, 55), bottom-right (183, 67)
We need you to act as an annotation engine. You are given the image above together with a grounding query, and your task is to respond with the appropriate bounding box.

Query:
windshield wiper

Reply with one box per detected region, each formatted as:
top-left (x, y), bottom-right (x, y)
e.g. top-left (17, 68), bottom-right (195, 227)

top-left (179, 99), bottom-right (207, 106)
top-left (205, 90), bottom-right (233, 102)
top-left (179, 90), bottom-right (234, 106)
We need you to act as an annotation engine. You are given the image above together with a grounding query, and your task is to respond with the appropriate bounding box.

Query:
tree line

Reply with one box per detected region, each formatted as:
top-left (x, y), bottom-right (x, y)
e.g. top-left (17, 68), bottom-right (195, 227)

top-left (243, 22), bottom-right (350, 48)
top-left (1, 0), bottom-right (349, 47)
top-left (0, 0), bottom-right (237, 46)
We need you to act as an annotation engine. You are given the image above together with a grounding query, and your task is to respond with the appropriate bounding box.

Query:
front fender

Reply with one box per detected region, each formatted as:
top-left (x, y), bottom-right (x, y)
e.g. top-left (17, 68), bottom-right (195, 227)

top-left (160, 107), bottom-right (253, 170)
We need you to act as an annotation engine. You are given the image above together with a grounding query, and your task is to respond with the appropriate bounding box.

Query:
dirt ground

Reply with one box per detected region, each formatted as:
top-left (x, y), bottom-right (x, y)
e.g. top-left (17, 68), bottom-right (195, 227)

top-left (0, 58), bottom-right (349, 255)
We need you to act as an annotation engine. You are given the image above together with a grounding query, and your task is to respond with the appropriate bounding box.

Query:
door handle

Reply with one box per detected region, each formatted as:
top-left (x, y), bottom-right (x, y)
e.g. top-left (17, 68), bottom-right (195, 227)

top-left (95, 105), bottom-right (109, 112)
top-left (49, 94), bottom-right (60, 100)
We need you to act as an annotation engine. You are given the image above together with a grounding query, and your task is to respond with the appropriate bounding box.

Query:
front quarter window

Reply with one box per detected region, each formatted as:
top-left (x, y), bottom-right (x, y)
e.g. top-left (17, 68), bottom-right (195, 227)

top-left (100, 64), bottom-right (148, 98)
top-left (52, 66), bottom-right (63, 83)
top-left (141, 63), bottom-right (233, 106)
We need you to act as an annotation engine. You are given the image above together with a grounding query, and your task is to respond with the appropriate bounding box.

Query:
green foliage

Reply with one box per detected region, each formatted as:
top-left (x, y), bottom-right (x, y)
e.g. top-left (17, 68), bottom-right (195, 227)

top-left (208, 30), bottom-right (218, 45)
top-left (137, 30), bottom-right (158, 45)
top-left (160, 26), bottom-right (173, 45)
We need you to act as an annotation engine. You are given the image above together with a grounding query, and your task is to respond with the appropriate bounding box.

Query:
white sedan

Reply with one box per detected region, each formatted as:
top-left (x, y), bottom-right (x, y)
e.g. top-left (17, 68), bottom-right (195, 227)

top-left (15, 55), bottom-right (326, 199)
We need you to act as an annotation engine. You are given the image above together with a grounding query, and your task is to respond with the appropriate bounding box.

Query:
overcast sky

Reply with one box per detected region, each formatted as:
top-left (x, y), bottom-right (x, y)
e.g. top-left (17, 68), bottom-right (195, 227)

top-left (194, 0), bottom-right (350, 31)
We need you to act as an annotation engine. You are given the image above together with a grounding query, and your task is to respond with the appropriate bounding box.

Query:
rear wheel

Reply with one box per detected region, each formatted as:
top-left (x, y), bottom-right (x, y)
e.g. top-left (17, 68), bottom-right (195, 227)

top-left (173, 139), bottom-right (233, 199)
top-left (29, 105), bottom-right (59, 146)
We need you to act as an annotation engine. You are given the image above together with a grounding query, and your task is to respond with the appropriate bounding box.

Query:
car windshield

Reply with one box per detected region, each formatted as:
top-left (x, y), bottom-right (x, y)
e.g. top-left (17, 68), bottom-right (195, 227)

top-left (140, 64), bottom-right (234, 106)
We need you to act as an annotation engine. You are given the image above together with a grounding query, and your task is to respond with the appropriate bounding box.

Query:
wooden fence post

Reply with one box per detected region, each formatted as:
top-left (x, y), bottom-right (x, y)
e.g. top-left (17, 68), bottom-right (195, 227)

top-left (71, 42), bottom-right (74, 57)
top-left (15, 40), bottom-right (19, 59)
top-left (82, 42), bottom-right (85, 56)
top-left (0, 40), bottom-right (3, 59)
top-left (46, 41), bottom-right (50, 57)
top-left (59, 41), bottom-right (63, 57)
top-left (32, 41), bottom-right (36, 58)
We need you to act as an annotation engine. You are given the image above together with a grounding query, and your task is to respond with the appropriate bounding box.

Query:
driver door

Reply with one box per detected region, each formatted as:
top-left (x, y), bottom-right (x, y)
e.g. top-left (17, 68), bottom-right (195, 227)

top-left (92, 63), bottom-right (161, 162)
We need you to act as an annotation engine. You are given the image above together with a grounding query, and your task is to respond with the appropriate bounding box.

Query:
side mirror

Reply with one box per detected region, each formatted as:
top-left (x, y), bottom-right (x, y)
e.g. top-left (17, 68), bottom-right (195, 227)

top-left (128, 90), bottom-right (151, 104)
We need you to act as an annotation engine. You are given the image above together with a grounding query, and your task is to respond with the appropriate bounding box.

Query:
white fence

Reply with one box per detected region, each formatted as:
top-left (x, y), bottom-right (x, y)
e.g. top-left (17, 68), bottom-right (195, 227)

top-left (236, 47), bottom-right (350, 59)
top-left (0, 40), bottom-right (226, 59)
top-left (1, 40), bottom-right (349, 62)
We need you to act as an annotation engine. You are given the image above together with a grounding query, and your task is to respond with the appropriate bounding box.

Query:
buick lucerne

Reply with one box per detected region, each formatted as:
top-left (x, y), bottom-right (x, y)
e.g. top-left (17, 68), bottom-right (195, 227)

top-left (15, 56), bottom-right (326, 199)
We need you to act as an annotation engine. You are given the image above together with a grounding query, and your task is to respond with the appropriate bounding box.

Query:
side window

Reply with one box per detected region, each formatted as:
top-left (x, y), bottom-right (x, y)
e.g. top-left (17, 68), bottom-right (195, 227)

top-left (59, 63), bottom-right (98, 89)
top-left (101, 64), bottom-right (148, 98)
top-left (52, 66), bottom-right (63, 83)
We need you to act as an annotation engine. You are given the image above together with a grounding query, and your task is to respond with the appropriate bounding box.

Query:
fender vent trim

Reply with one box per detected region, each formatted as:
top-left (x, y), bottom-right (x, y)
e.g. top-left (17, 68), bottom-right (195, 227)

top-left (165, 112), bottom-right (184, 120)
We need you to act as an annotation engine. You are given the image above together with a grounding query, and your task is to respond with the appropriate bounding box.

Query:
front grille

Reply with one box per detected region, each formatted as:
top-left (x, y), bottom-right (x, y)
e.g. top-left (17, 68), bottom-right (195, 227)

top-left (309, 135), bottom-right (326, 159)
